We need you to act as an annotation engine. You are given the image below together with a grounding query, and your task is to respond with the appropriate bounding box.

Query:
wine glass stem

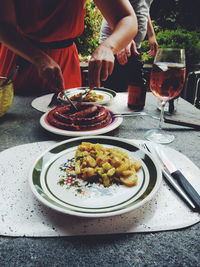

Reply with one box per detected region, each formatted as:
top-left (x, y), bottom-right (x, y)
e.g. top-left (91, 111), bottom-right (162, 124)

top-left (158, 101), bottom-right (166, 129)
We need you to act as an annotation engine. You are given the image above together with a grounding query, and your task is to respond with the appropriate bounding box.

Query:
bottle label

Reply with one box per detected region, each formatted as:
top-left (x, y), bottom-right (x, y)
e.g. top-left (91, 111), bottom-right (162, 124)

top-left (128, 85), bottom-right (146, 110)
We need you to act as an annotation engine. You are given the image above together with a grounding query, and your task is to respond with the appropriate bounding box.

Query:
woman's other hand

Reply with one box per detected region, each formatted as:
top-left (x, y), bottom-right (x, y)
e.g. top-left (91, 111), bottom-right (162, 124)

top-left (35, 56), bottom-right (65, 92)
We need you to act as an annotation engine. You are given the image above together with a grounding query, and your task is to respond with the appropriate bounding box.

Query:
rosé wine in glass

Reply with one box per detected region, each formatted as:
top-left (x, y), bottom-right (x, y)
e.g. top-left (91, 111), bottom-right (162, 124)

top-left (150, 63), bottom-right (186, 102)
top-left (145, 48), bottom-right (186, 144)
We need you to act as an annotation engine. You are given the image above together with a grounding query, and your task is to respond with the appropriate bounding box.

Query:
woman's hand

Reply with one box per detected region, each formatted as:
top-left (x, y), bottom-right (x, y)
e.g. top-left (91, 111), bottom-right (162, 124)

top-left (88, 44), bottom-right (115, 89)
top-left (35, 56), bottom-right (65, 92)
top-left (116, 40), bottom-right (140, 65)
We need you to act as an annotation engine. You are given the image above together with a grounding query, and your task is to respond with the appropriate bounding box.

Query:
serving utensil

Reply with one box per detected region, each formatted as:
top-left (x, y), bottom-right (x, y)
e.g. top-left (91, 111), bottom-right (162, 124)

top-left (74, 88), bottom-right (93, 103)
top-left (48, 92), bottom-right (78, 111)
top-left (0, 65), bottom-right (19, 87)
top-left (142, 143), bottom-right (199, 212)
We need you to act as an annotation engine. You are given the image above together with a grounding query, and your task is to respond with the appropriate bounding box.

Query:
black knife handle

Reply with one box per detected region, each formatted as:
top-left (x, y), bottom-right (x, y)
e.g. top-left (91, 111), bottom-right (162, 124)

top-left (164, 117), bottom-right (200, 130)
top-left (171, 170), bottom-right (200, 211)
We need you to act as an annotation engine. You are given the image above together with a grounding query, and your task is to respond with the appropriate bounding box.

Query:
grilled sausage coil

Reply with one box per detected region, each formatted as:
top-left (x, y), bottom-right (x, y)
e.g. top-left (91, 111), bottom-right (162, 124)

top-left (47, 103), bottom-right (112, 131)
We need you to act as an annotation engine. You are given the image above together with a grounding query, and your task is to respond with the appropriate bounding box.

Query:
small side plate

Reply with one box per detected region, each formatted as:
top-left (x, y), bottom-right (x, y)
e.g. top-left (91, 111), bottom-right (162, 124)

top-left (58, 87), bottom-right (116, 105)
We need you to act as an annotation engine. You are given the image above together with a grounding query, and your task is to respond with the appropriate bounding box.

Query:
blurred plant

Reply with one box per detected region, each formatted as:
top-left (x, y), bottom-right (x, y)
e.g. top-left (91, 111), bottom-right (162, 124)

top-left (141, 29), bottom-right (200, 69)
top-left (76, 0), bottom-right (103, 58)
top-left (76, 0), bottom-right (200, 71)
top-left (150, 0), bottom-right (200, 31)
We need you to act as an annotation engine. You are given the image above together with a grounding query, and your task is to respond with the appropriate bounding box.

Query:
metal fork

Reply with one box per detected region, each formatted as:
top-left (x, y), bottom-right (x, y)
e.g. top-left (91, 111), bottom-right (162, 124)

top-left (75, 89), bottom-right (92, 103)
top-left (113, 112), bottom-right (159, 120)
top-left (48, 93), bottom-right (60, 108)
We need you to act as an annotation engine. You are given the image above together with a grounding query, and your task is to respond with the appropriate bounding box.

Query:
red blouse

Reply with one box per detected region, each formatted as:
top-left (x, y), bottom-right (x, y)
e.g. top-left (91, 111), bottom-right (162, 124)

top-left (0, 0), bottom-right (86, 93)
top-left (14, 0), bottom-right (85, 42)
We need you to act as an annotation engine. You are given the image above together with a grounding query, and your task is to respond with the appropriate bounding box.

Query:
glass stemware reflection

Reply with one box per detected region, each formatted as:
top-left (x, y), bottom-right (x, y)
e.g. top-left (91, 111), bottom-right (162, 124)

top-left (145, 48), bottom-right (186, 144)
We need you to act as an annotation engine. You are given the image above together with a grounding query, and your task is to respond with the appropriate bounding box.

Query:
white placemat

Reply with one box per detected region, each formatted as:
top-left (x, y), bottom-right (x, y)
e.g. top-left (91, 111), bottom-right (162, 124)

top-left (0, 140), bottom-right (199, 237)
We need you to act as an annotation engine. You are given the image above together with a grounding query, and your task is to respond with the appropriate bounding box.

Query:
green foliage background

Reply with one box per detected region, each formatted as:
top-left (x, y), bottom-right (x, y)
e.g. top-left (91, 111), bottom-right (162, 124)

top-left (77, 0), bottom-right (200, 69)
top-left (141, 29), bottom-right (200, 68)
top-left (76, 0), bottom-right (102, 60)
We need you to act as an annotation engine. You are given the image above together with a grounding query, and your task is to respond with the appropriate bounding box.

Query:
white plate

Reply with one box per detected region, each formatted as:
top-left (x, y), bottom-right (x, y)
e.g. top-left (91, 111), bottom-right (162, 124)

top-left (40, 110), bottom-right (123, 136)
top-left (31, 93), bottom-right (55, 113)
top-left (58, 87), bottom-right (116, 105)
top-left (29, 136), bottom-right (162, 218)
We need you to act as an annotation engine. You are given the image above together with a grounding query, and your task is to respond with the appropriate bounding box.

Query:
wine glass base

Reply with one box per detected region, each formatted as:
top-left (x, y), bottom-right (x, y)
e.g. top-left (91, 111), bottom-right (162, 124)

top-left (144, 129), bottom-right (175, 144)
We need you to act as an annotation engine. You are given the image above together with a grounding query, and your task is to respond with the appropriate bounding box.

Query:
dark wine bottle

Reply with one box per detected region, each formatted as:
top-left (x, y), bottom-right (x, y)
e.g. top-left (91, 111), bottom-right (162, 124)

top-left (127, 84), bottom-right (146, 111)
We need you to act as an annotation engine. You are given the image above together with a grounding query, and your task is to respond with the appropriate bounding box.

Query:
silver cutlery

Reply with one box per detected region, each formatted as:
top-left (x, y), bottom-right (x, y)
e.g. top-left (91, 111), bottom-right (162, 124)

top-left (155, 146), bottom-right (200, 211)
top-left (47, 93), bottom-right (60, 108)
top-left (113, 112), bottom-right (200, 129)
top-left (74, 88), bottom-right (93, 103)
top-left (48, 92), bottom-right (78, 111)
top-left (113, 112), bottom-right (159, 120)
top-left (164, 116), bottom-right (200, 130)
top-left (142, 143), bottom-right (200, 212)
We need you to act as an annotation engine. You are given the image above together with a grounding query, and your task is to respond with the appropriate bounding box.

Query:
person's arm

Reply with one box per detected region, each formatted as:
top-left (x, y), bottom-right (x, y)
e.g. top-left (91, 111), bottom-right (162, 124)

top-left (0, 0), bottom-right (64, 92)
top-left (146, 15), bottom-right (158, 57)
top-left (89, 0), bottom-right (138, 88)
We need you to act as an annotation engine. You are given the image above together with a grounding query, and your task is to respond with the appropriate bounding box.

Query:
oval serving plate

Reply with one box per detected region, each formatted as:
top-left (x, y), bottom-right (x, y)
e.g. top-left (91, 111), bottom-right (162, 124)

top-left (40, 108), bottom-right (123, 137)
top-left (58, 87), bottom-right (116, 105)
top-left (29, 136), bottom-right (162, 218)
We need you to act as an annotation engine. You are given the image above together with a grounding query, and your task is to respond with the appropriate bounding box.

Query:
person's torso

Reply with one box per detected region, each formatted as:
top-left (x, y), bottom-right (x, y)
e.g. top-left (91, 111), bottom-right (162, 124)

top-left (14, 0), bottom-right (86, 42)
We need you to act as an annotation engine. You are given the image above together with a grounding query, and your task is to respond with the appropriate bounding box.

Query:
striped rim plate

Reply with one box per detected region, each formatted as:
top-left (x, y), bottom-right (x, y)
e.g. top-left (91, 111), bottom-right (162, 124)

top-left (29, 136), bottom-right (162, 218)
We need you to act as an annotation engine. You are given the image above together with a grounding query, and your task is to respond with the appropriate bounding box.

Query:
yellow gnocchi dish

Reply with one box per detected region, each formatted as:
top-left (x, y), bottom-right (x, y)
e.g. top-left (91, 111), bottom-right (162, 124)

top-left (75, 142), bottom-right (142, 187)
top-left (70, 89), bottom-right (104, 102)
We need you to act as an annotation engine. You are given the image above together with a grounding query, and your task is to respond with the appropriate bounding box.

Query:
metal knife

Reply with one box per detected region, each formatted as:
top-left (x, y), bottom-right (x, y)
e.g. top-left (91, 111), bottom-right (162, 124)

top-left (155, 146), bottom-right (200, 212)
top-left (143, 143), bottom-right (197, 211)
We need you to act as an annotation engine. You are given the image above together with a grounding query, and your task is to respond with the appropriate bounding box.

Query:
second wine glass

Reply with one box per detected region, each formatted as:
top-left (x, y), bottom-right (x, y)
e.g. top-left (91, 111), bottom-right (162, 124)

top-left (145, 48), bottom-right (186, 144)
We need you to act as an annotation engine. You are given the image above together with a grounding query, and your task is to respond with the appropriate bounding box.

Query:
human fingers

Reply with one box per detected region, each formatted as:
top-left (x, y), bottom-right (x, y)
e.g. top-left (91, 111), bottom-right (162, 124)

top-left (148, 41), bottom-right (159, 57)
top-left (88, 57), bottom-right (101, 89)
top-left (148, 45), bottom-right (156, 57)
top-left (53, 67), bottom-right (65, 91)
top-left (117, 51), bottom-right (128, 65)
top-left (42, 66), bottom-right (64, 92)
top-left (88, 46), bottom-right (114, 88)
top-left (125, 46), bottom-right (131, 57)
top-left (36, 56), bottom-right (65, 92)
top-left (101, 59), bottom-right (114, 81)
top-left (131, 41), bottom-right (140, 56)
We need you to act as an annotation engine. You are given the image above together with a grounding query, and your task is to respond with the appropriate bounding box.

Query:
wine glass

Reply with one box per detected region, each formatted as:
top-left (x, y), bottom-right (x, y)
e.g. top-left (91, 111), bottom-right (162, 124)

top-left (145, 48), bottom-right (186, 144)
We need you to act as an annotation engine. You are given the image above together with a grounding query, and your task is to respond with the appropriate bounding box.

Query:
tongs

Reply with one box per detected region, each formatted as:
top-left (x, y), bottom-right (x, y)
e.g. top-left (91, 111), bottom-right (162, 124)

top-left (48, 92), bottom-right (78, 111)
top-left (48, 88), bottom-right (92, 110)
